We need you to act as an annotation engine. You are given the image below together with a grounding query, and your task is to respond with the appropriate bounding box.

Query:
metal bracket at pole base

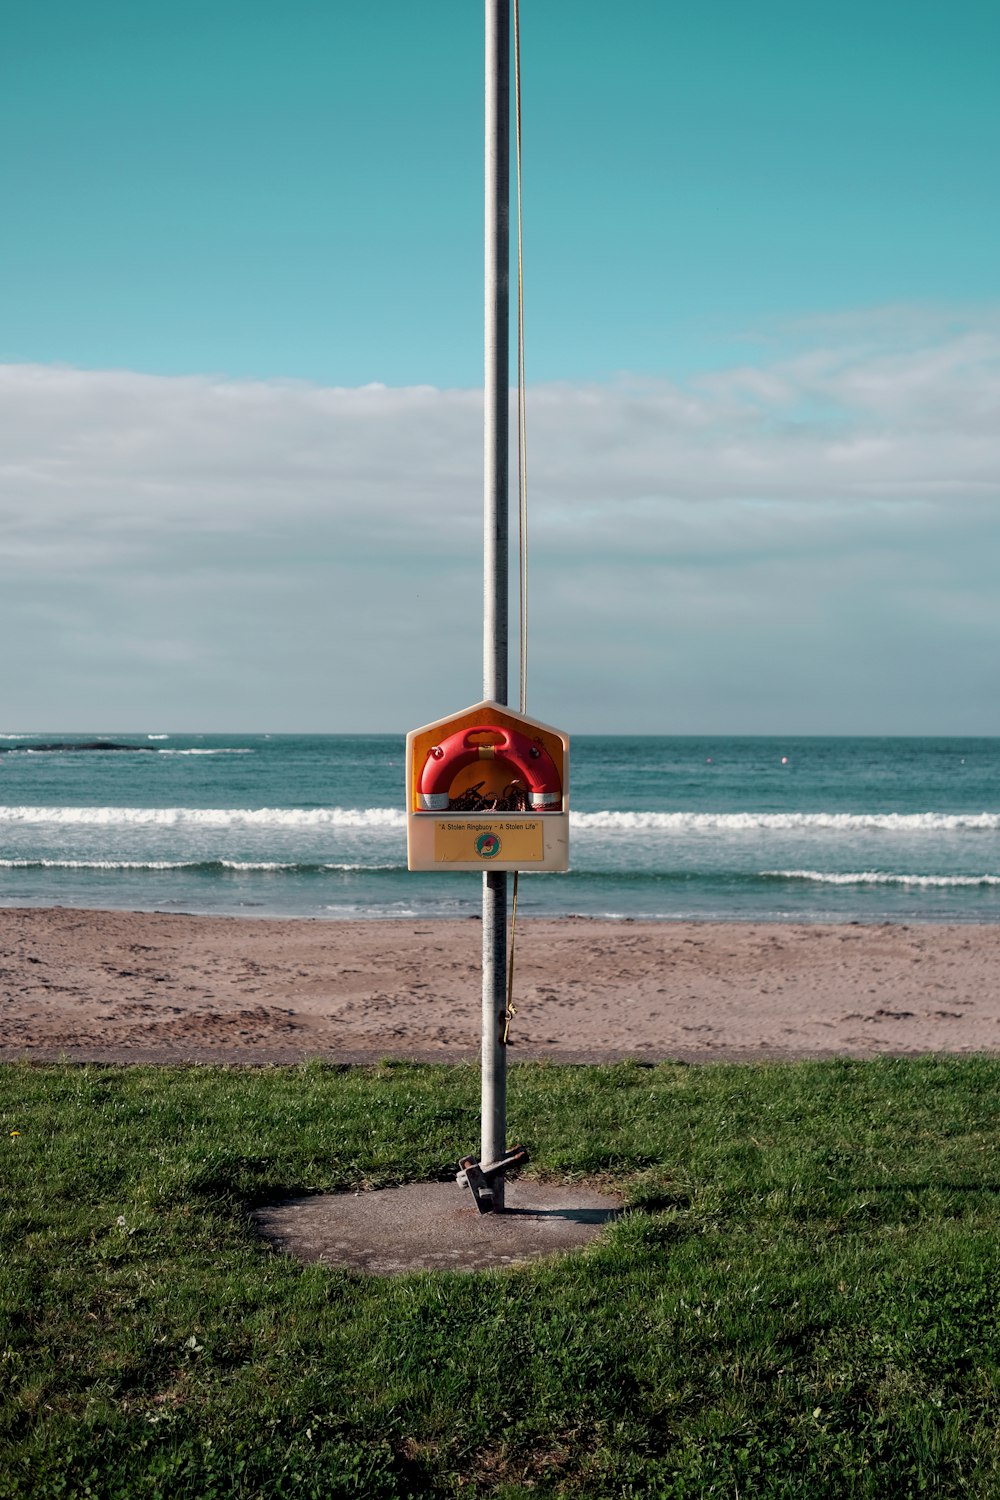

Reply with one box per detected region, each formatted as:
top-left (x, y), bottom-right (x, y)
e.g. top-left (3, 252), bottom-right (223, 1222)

top-left (456, 1144), bottom-right (529, 1214)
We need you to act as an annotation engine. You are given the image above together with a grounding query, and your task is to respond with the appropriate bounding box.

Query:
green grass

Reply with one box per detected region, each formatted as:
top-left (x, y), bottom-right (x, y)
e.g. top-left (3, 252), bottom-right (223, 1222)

top-left (3, 1055), bottom-right (1000, 1497)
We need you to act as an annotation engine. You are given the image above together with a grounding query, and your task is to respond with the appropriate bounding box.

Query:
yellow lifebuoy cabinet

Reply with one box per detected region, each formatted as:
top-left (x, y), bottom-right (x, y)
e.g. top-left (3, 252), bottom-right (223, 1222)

top-left (406, 701), bottom-right (569, 872)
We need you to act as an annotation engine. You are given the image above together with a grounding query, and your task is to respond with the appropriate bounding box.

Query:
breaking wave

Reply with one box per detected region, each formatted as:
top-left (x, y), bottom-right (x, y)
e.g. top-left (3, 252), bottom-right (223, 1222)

top-left (156, 748), bottom-right (254, 756)
top-left (2, 805), bottom-right (999, 834)
top-left (0, 805), bottom-right (407, 828)
top-left (571, 810), bottom-right (1000, 832)
top-left (762, 870), bottom-right (1000, 888)
top-left (0, 859), bottom-right (404, 873)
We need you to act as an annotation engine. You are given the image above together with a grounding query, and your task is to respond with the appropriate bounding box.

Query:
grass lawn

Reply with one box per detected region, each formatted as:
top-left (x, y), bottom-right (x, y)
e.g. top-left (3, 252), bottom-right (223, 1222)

top-left (2, 1055), bottom-right (1000, 1497)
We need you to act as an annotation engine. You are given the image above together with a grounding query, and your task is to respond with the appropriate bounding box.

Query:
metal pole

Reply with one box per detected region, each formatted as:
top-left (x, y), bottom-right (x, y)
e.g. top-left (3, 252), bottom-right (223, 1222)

top-left (482, 0), bottom-right (509, 1206)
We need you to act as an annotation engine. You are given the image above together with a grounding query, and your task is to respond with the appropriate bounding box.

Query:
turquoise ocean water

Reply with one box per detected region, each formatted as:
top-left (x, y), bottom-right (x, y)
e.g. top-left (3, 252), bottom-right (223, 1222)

top-left (1, 733), bottom-right (998, 923)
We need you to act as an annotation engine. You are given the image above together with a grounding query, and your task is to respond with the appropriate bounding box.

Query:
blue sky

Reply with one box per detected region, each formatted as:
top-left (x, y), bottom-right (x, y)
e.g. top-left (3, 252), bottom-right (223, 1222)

top-left (2, 1), bottom-right (999, 732)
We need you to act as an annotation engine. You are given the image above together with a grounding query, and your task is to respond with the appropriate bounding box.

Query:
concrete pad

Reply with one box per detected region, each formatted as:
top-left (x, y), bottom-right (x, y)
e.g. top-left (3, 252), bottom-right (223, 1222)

top-left (252, 1180), bottom-right (624, 1275)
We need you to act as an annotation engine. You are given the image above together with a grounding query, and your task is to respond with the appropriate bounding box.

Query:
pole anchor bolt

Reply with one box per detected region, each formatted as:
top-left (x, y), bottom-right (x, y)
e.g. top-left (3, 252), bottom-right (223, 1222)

top-left (456, 1144), bottom-right (529, 1213)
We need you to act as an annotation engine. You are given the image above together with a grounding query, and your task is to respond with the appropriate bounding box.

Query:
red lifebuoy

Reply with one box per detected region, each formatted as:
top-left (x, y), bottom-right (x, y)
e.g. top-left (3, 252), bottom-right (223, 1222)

top-left (418, 724), bottom-right (561, 812)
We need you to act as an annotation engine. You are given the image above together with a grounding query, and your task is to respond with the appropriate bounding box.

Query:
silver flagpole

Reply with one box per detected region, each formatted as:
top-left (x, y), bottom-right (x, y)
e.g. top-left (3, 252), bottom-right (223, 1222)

top-left (482, 0), bottom-right (510, 1206)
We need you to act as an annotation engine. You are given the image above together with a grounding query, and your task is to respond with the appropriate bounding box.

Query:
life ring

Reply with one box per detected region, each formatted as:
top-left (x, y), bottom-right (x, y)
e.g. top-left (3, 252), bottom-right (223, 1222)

top-left (417, 725), bottom-right (561, 812)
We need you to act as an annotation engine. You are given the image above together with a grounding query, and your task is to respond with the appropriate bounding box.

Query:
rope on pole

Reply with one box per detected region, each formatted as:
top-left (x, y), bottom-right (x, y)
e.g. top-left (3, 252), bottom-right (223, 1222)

top-left (505, 0), bottom-right (528, 1046)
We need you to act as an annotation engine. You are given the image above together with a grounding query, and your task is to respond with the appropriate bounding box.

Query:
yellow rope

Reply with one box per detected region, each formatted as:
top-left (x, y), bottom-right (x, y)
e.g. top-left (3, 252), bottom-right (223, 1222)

top-left (505, 0), bottom-right (528, 1045)
top-left (502, 868), bottom-right (519, 1045)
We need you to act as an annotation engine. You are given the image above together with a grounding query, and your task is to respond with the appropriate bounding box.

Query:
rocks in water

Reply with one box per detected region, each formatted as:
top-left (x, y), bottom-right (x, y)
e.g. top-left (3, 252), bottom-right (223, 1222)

top-left (0, 741), bottom-right (158, 753)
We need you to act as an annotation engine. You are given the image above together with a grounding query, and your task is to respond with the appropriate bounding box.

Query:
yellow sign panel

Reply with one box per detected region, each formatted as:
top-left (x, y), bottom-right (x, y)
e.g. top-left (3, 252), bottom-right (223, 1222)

top-left (434, 819), bottom-right (544, 865)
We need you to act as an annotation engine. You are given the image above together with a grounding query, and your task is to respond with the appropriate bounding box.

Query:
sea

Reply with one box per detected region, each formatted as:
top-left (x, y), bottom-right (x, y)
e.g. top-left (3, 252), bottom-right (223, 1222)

top-left (0, 733), bottom-right (998, 925)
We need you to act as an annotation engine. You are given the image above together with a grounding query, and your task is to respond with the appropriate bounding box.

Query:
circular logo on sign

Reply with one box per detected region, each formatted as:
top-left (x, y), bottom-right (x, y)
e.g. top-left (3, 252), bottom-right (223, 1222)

top-left (476, 832), bottom-right (501, 859)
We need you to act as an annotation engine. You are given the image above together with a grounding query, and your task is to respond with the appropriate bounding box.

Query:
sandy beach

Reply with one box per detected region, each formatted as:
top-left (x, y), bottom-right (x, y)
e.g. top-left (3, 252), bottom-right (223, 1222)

top-left (0, 907), bottom-right (997, 1065)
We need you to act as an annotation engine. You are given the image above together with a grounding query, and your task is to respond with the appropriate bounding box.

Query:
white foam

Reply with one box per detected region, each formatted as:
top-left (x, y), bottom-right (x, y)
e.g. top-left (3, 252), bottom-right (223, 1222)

top-left (571, 810), bottom-right (1000, 832)
top-left (0, 859), bottom-right (192, 870)
top-left (0, 805), bottom-right (407, 828)
top-left (762, 869), bottom-right (1000, 888)
top-left (2, 804), bottom-right (997, 835)
top-left (220, 860), bottom-right (298, 871)
top-left (157, 748), bottom-right (253, 755)
top-left (0, 858), bottom-right (400, 872)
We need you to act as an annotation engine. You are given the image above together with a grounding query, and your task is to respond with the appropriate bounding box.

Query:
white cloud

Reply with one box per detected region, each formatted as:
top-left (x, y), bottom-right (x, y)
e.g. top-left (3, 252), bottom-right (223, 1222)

top-left (1, 305), bottom-right (998, 731)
